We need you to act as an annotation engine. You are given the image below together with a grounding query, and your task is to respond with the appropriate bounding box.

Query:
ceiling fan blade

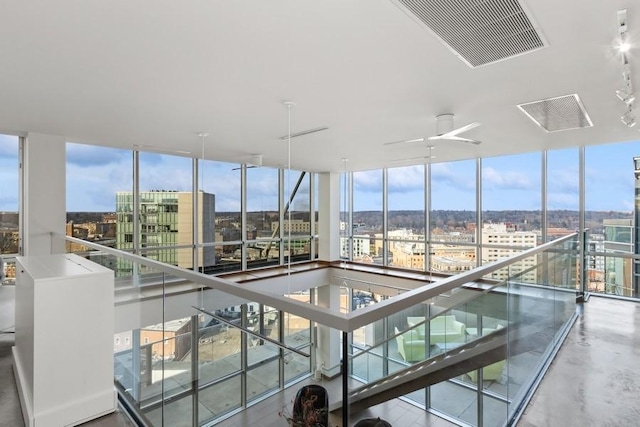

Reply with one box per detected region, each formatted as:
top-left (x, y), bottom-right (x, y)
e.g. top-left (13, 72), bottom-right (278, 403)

top-left (391, 155), bottom-right (436, 163)
top-left (132, 144), bottom-right (192, 155)
top-left (437, 122), bottom-right (481, 138)
top-left (428, 135), bottom-right (481, 144)
top-left (383, 137), bottom-right (425, 146)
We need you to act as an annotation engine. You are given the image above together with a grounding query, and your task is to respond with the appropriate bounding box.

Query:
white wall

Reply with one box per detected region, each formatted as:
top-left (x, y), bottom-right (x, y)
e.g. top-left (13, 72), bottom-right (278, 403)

top-left (317, 172), bottom-right (340, 261)
top-left (23, 133), bottom-right (66, 255)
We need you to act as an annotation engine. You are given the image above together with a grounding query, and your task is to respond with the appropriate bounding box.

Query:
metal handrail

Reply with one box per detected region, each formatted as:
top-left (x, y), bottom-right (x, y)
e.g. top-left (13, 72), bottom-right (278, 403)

top-left (54, 231), bottom-right (578, 333)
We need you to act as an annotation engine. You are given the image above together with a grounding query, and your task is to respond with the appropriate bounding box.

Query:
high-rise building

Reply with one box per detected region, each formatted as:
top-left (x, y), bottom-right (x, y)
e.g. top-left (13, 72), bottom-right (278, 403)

top-left (341, 234), bottom-right (371, 259)
top-left (482, 223), bottom-right (538, 283)
top-left (116, 190), bottom-right (215, 274)
top-left (270, 219), bottom-right (318, 234)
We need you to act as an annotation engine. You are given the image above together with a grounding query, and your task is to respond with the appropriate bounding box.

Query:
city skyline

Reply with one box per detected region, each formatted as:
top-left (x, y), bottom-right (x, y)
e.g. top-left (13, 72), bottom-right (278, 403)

top-left (2, 135), bottom-right (640, 213)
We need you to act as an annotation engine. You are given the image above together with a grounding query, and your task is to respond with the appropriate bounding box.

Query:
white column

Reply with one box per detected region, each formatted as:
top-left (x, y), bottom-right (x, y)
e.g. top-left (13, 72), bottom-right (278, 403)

top-left (316, 284), bottom-right (341, 378)
top-left (23, 133), bottom-right (66, 255)
top-left (317, 172), bottom-right (340, 261)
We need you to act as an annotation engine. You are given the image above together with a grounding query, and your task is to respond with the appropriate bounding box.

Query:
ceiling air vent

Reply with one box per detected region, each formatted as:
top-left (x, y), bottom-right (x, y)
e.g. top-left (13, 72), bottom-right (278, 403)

top-left (394, 0), bottom-right (546, 67)
top-left (517, 94), bottom-right (593, 132)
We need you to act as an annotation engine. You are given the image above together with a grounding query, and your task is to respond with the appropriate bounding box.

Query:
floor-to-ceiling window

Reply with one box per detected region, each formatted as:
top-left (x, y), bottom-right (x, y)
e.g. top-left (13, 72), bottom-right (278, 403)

top-left (0, 134), bottom-right (20, 284)
top-left (388, 164), bottom-right (425, 271)
top-left (352, 169), bottom-right (383, 264)
top-left (585, 141), bottom-right (640, 298)
top-left (246, 166), bottom-right (280, 268)
top-left (66, 143), bottom-right (132, 273)
top-left (546, 148), bottom-right (580, 241)
top-left (430, 159), bottom-right (477, 274)
top-left (199, 159), bottom-right (242, 274)
top-left (138, 152), bottom-right (193, 268)
top-left (283, 169), bottom-right (312, 263)
top-left (340, 167), bottom-right (351, 260)
top-left (481, 153), bottom-right (541, 284)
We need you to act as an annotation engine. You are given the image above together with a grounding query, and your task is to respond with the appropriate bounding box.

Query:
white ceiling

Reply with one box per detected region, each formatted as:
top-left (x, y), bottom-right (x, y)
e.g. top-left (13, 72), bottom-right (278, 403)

top-left (0, 0), bottom-right (639, 172)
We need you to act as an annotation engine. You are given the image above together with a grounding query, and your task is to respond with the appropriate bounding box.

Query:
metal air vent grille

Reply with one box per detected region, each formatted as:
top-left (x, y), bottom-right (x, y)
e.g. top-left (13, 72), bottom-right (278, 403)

top-left (396, 0), bottom-right (546, 67)
top-left (517, 94), bottom-right (593, 132)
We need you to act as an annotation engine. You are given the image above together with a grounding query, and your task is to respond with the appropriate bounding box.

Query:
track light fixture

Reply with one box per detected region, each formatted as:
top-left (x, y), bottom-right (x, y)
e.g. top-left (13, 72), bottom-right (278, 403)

top-left (621, 108), bottom-right (636, 128)
top-left (616, 9), bottom-right (636, 127)
top-left (616, 89), bottom-right (636, 105)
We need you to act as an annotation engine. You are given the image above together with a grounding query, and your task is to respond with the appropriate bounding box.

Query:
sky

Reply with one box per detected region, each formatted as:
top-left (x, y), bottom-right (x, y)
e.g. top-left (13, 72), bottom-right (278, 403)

top-left (1, 135), bottom-right (640, 212)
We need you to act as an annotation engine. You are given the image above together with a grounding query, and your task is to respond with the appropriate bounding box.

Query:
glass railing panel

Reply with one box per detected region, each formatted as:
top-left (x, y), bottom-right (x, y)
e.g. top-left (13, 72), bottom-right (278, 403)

top-left (350, 302), bottom-right (433, 384)
top-left (506, 244), bottom-right (576, 420)
top-left (198, 375), bottom-right (243, 423)
top-left (67, 234), bottom-right (317, 426)
top-left (138, 246), bottom-right (194, 280)
top-left (109, 251), bottom-right (202, 427)
top-left (68, 229), bottom-right (579, 427)
top-left (552, 238), bottom-right (579, 290)
top-left (584, 252), bottom-right (637, 298)
top-left (64, 247), bottom-right (129, 280)
top-left (83, 251), bottom-right (120, 276)
top-left (481, 245), bottom-right (537, 284)
top-left (348, 234), bottom-right (578, 427)
top-left (114, 345), bottom-right (138, 399)
top-left (430, 285), bottom-right (509, 423)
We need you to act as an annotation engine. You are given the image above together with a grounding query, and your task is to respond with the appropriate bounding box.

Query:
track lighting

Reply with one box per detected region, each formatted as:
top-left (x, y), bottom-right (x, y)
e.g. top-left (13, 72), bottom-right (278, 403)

top-left (616, 89), bottom-right (635, 105)
top-left (621, 109), bottom-right (636, 127)
top-left (622, 63), bottom-right (631, 81)
top-left (616, 9), bottom-right (636, 127)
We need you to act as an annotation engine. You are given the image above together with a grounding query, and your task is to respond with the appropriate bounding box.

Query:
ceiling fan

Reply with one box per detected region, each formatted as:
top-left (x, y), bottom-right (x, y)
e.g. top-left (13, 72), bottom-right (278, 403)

top-left (232, 154), bottom-right (263, 170)
top-left (385, 113), bottom-right (482, 146)
top-left (390, 144), bottom-right (436, 164)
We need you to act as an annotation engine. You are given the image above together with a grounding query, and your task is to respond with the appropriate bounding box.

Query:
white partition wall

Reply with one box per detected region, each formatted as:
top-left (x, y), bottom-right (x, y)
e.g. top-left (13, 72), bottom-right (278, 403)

top-left (317, 172), bottom-right (341, 261)
top-left (23, 132), bottom-right (66, 256)
top-left (12, 254), bottom-right (116, 427)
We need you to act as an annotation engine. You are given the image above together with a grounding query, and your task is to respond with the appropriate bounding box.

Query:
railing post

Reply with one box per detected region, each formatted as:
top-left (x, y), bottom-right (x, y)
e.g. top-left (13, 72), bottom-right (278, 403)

top-left (191, 315), bottom-right (199, 426)
top-left (342, 330), bottom-right (349, 427)
top-left (578, 229), bottom-right (587, 302)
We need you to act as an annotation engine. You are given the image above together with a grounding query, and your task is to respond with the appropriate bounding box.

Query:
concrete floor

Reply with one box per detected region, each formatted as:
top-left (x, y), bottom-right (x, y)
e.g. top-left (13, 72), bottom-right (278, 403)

top-left (517, 296), bottom-right (640, 427)
top-left (2, 284), bottom-right (640, 426)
